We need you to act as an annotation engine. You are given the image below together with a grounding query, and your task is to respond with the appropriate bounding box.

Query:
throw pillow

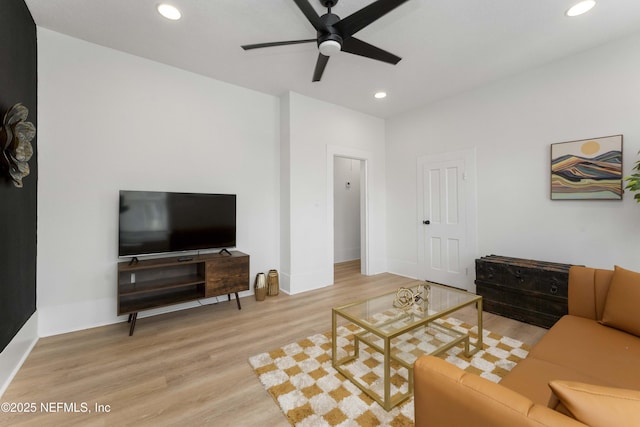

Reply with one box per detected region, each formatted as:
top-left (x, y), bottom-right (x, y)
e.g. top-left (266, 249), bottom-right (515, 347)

top-left (549, 380), bottom-right (640, 427)
top-left (601, 265), bottom-right (640, 337)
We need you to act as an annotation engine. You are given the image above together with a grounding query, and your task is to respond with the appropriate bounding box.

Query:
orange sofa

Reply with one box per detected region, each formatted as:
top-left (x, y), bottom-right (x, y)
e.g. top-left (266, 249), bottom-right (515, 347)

top-left (414, 265), bottom-right (640, 427)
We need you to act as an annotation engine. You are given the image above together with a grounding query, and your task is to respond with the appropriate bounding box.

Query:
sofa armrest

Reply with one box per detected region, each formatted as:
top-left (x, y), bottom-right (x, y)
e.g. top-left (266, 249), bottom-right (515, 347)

top-left (414, 356), bottom-right (586, 427)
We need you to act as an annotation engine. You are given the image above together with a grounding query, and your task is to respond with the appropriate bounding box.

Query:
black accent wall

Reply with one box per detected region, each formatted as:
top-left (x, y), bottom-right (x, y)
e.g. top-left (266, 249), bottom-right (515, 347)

top-left (0, 0), bottom-right (37, 352)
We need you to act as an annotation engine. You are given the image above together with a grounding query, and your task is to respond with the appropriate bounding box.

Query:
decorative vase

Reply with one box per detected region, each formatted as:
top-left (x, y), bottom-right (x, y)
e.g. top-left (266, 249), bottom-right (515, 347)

top-left (254, 273), bottom-right (267, 301)
top-left (267, 269), bottom-right (279, 296)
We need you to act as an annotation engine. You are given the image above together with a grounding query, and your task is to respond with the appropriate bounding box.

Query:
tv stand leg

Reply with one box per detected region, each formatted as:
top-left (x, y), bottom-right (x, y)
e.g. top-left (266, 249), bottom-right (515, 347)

top-left (129, 312), bottom-right (138, 336)
top-left (227, 293), bottom-right (241, 310)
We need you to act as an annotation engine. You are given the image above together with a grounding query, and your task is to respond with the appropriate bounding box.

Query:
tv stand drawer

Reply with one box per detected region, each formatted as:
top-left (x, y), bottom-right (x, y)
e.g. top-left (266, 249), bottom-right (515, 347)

top-left (205, 253), bottom-right (250, 297)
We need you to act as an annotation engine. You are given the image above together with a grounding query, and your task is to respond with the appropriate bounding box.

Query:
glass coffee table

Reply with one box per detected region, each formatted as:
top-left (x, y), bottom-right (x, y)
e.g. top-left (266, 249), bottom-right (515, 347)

top-left (332, 282), bottom-right (483, 410)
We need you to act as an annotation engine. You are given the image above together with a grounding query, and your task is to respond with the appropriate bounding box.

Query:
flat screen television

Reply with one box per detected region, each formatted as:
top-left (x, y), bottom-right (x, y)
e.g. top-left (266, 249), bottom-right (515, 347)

top-left (118, 190), bottom-right (236, 257)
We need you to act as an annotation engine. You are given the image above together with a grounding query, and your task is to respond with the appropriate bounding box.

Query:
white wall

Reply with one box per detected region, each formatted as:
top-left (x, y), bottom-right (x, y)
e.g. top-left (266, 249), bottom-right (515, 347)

top-left (281, 92), bottom-right (386, 294)
top-left (334, 157), bottom-right (361, 262)
top-left (37, 29), bottom-right (280, 336)
top-left (35, 26), bottom-right (640, 338)
top-left (387, 31), bottom-right (640, 279)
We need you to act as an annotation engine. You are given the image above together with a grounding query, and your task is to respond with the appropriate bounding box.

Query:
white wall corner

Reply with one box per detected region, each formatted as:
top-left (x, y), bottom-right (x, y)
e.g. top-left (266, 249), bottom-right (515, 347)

top-left (0, 312), bottom-right (38, 398)
top-left (287, 268), bottom-right (334, 294)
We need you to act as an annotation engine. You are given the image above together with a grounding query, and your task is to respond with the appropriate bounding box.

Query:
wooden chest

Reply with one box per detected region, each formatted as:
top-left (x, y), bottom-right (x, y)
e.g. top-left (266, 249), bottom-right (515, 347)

top-left (475, 255), bottom-right (573, 329)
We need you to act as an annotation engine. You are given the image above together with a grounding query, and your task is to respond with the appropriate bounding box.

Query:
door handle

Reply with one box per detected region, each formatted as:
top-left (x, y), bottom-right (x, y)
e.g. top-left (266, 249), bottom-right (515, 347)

top-left (423, 220), bottom-right (430, 225)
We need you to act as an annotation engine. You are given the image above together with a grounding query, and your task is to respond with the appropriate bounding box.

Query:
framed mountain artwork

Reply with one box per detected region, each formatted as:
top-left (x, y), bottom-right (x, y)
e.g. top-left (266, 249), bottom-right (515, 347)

top-left (550, 135), bottom-right (623, 200)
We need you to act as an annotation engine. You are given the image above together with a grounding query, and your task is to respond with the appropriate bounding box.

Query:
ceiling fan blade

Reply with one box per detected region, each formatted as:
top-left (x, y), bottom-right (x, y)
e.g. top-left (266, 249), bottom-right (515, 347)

top-left (242, 39), bottom-right (316, 50)
top-left (293, 0), bottom-right (329, 32)
top-left (334, 0), bottom-right (410, 38)
top-left (341, 37), bottom-right (401, 65)
top-left (312, 53), bottom-right (330, 82)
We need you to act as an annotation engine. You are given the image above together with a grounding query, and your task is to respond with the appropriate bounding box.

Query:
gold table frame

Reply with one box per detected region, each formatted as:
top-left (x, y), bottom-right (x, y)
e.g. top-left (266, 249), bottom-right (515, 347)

top-left (331, 282), bottom-right (483, 411)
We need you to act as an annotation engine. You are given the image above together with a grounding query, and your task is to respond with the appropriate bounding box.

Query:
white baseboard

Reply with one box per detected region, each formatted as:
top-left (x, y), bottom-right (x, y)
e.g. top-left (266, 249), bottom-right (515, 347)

top-left (386, 258), bottom-right (419, 279)
top-left (278, 271), bottom-right (291, 294)
top-left (38, 291), bottom-right (254, 337)
top-left (288, 268), bottom-right (333, 294)
top-left (334, 247), bottom-right (361, 263)
top-left (0, 312), bottom-right (38, 398)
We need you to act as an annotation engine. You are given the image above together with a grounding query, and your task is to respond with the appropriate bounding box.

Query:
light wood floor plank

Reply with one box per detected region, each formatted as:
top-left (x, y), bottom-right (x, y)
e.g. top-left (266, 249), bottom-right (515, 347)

top-left (1, 261), bottom-right (546, 426)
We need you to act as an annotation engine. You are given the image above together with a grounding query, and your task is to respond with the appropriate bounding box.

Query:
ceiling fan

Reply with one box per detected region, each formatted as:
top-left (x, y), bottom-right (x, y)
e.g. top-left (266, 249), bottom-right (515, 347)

top-left (241, 0), bottom-right (409, 82)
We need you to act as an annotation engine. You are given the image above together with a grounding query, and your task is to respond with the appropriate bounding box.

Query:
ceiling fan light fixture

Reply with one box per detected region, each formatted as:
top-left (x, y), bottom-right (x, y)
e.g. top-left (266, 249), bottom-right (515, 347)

top-left (157, 4), bottom-right (182, 20)
top-left (241, 0), bottom-right (406, 82)
top-left (566, 0), bottom-right (596, 17)
top-left (318, 40), bottom-right (341, 56)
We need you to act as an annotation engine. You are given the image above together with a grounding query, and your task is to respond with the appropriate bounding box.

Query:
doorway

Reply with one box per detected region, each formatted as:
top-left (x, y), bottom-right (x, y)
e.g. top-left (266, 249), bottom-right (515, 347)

top-left (417, 149), bottom-right (478, 291)
top-left (333, 157), bottom-right (362, 266)
top-left (326, 146), bottom-right (371, 278)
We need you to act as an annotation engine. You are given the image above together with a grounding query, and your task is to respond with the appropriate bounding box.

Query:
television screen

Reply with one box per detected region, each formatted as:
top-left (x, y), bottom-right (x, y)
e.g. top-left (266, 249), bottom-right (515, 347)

top-left (119, 191), bottom-right (236, 257)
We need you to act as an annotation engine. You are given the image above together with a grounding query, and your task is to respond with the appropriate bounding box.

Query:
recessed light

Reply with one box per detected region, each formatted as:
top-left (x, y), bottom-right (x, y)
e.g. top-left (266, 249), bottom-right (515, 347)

top-left (374, 91), bottom-right (387, 99)
top-left (157, 4), bottom-right (182, 20)
top-left (566, 0), bottom-right (596, 17)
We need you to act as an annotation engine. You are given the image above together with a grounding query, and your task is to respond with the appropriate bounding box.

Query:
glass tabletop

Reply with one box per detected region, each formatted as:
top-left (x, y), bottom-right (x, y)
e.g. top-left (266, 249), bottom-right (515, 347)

top-left (334, 282), bottom-right (480, 338)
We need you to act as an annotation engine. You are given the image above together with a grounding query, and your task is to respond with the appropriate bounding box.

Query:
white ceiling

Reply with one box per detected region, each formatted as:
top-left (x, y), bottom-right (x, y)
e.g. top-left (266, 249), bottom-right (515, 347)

top-left (24, 0), bottom-right (640, 118)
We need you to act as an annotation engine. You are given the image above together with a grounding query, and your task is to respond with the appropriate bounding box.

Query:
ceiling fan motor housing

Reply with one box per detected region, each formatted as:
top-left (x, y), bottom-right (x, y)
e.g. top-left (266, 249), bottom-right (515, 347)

top-left (317, 12), bottom-right (343, 52)
top-left (320, 0), bottom-right (339, 8)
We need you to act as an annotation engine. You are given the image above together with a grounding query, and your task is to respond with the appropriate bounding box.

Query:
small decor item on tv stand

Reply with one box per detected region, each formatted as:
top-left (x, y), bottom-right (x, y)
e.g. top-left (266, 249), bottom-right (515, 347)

top-left (267, 269), bottom-right (279, 296)
top-left (254, 272), bottom-right (267, 301)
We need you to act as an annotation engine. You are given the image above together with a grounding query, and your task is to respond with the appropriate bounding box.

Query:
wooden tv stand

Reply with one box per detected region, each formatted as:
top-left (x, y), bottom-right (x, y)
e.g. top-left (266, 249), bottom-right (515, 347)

top-left (117, 250), bottom-right (249, 335)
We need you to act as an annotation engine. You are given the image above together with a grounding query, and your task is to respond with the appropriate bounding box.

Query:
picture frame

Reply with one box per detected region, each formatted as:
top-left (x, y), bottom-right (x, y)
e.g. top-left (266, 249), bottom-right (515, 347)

top-left (550, 135), bottom-right (623, 200)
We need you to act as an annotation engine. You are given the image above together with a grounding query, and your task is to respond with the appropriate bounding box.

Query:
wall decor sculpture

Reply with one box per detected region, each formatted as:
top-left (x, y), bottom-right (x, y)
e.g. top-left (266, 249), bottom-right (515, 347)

top-left (550, 135), bottom-right (623, 200)
top-left (0, 103), bottom-right (35, 188)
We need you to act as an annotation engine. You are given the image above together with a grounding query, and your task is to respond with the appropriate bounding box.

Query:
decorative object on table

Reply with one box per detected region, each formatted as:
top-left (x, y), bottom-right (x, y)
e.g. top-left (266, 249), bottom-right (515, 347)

top-left (254, 272), bottom-right (267, 301)
top-left (0, 103), bottom-right (36, 188)
top-left (249, 317), bottom-right (528, 426)
top-left (624, 150), bottom-right (640, 203)
top-left (550, 134), bottom-right (623, 200)
top-left (267, 269), bottom-right (279, 296)
top-left (393, 283), bottom-right (429, 310)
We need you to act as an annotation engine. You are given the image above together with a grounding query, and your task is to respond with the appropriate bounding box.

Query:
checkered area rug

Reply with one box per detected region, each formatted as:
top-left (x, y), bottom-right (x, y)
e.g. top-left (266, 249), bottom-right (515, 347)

top-left (248, 318), bottom-right (530, 426)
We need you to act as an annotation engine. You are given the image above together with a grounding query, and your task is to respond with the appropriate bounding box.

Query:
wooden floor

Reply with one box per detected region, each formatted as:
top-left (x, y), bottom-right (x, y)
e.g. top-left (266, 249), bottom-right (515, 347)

top-left (1, 261), bottom-right (546, 426)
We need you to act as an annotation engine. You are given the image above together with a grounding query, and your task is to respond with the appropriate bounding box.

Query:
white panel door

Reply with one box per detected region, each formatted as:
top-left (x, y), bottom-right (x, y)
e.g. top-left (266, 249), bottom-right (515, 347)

top-left (418, 158), bottom-right (468, 289)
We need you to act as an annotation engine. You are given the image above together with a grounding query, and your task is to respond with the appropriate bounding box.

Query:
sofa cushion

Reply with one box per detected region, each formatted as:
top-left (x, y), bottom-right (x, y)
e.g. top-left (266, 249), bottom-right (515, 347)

top-left (568, 266), bottom-right (614, 321)
top-left (526, 315), bottom-right (640, 389)
top-left (568, 266), bottom-right (598, 320)
top-left (499, 356), bottom-right (609, 406)
top-left (601, 265), bottom-right (640, 337)
top-left (549, 380), bottom-right (640, 427)
top-left (594, 269), bottom-right (614, 320)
